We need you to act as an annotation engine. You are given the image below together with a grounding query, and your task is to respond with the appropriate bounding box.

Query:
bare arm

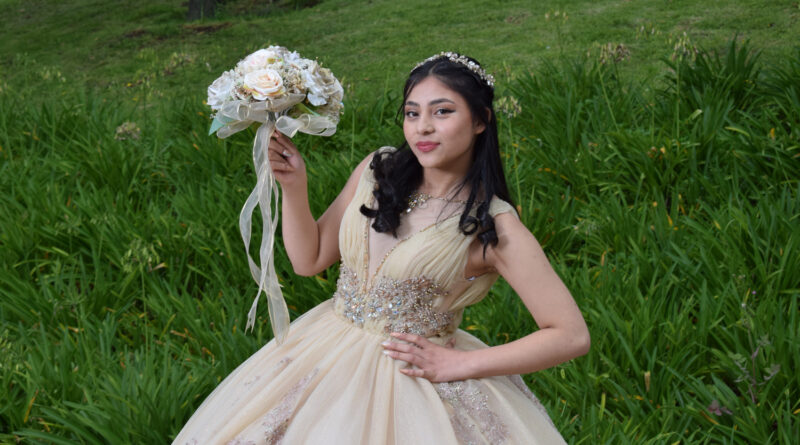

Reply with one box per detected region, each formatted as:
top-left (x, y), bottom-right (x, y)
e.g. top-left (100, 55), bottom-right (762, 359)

top-left (268, 131), bottom-right (372, 276)
top-left (382, 211), bottom-right (590, 381)
top-left (458, 212), bottom-right (590, 378)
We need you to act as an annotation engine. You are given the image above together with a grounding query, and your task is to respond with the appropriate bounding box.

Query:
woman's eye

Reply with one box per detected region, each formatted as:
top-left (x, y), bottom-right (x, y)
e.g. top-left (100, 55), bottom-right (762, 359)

top-left (405, 110), bottom-right (418, 118)
top-left (435, 108), bottom-right (454, 115)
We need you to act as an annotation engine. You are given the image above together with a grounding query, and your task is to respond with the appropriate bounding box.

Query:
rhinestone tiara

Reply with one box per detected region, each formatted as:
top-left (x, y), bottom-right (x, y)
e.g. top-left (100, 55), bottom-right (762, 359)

top-left (412, 52), bottom-right (495, 88)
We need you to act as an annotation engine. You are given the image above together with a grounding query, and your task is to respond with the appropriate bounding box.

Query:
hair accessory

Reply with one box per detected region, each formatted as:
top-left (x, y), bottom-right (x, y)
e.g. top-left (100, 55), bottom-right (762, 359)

top-left (413, 52), bottom-right (495, 88)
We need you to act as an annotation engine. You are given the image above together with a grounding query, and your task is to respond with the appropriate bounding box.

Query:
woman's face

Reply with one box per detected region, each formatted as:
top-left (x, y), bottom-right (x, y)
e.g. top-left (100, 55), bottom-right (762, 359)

top-left (403, 76), bottom-right (485, 176)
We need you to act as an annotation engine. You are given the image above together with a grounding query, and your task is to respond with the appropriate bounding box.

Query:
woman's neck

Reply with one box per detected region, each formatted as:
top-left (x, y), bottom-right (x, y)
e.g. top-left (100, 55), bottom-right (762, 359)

top-left (419, 167), bottom-right (470, 200)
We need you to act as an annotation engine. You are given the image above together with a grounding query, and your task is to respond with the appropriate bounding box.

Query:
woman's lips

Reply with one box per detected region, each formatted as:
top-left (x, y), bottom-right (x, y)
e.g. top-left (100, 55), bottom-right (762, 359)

top-left (416, 142), bottom-right (439, 152)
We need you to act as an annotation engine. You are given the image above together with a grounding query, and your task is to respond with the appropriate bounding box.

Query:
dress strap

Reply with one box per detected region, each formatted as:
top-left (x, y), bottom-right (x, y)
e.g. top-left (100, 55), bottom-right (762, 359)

top-left (488, 197), bottom-right (519, 219)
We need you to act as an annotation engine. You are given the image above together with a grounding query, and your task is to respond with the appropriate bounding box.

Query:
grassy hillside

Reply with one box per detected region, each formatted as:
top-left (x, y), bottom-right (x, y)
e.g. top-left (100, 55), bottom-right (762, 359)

top-left (3, 0), bottom-right (800, 99)
top-left (1, 0), bottom-right (799, 443)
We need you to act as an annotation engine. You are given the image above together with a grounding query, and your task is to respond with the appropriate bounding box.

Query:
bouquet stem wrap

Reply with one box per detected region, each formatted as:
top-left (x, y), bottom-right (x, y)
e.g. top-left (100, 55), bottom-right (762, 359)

top-left (214, 97), bottom-right (337, 344)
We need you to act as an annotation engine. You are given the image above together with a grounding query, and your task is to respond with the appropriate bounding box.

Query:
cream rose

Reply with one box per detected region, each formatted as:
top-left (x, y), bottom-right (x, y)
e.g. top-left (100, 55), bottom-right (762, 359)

top-left (239, 49), bottom-right (282, 73)
top-left (244, 69), bottom-right (284, 100)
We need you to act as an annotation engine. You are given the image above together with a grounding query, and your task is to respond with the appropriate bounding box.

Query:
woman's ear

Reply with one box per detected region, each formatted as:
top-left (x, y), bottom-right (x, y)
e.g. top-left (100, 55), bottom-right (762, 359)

top-left (473, 108), bottom-right (491, 135)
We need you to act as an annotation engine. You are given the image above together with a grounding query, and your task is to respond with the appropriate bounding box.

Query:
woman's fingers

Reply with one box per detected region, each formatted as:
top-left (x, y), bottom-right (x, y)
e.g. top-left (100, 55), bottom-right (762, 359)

top-left (268, 131), bottom-right (305, 175)
top-left (270, 131), bottom-right (294, 154)
top-left (383, 349), bottom-right (418, 364)
top-left (268, 131), bottom-right (289, 152)
top-left (389, 332), bottom-right (429, 348)
top-left (269, 131), bottom-right (303, 170)
top-left (268, 150), bottom-right (293, 172)
top-left (382, 341), bottom-right (420, 355)
top-left (275, 131), bottom-right (298, 155)
top-left (399, 367), bottom-right (425, 378)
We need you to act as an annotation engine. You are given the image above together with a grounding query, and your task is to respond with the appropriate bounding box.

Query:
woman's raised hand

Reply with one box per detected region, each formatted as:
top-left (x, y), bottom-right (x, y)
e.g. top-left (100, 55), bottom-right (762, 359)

top-left (268, 130), bottom-right (306, 189)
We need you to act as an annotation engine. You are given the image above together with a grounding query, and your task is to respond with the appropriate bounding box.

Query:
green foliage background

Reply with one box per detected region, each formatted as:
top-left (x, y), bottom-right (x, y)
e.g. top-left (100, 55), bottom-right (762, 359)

top-left (1, 0), bottom-right (799, 443)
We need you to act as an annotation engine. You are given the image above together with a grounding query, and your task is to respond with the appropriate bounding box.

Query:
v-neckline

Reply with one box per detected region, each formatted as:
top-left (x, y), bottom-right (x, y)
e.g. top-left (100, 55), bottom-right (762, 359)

top-left (360, 207), bottom-right (461, 294)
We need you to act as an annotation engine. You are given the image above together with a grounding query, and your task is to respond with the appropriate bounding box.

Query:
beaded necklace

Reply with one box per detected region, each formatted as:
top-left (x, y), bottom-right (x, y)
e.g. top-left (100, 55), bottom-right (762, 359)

top-left (405, 192), bottom-right (469, 213)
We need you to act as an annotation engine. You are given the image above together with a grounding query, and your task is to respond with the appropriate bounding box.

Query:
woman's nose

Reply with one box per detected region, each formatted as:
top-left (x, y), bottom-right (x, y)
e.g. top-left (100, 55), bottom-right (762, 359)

top-left (417, 115), bottom-right (434, 134)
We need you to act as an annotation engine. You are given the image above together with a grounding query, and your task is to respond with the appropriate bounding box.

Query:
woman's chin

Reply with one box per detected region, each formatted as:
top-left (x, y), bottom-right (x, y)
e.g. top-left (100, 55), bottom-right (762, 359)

top-left (414, 155), bottom-right (441, 169)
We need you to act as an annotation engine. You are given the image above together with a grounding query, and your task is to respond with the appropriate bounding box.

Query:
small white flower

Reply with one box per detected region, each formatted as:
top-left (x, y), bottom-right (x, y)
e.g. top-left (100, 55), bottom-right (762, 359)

top-left (244, 69), bottom-right (284, 100)
top-left (283, 49), bottom-right (304, 67)
top-left (303, 66), bottom-right (343, 106)
top-left (115, 121), bottom-right (141, 140)
top-left (207, 70), bottom-right (235, 110)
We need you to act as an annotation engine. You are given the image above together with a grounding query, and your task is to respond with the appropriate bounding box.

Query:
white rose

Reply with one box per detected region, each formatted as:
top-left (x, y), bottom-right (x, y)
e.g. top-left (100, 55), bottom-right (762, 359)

top-left (303, 66), bottom-right (343, 106)
top-left (207, 70), bottom-right (235, 110)
top-left (244, 69), bottom-right (284, 100)
top-left (239, 49), bottom-right (281, 73)
top-left (283, 50), bottom-right (304, 67)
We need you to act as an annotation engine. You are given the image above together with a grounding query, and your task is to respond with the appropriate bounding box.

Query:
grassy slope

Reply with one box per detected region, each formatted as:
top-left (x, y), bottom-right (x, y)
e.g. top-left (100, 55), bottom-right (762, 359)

top-left (3, 0), bottom-right (800, 97)
top-left (1, 0), bottom-right (799, 443)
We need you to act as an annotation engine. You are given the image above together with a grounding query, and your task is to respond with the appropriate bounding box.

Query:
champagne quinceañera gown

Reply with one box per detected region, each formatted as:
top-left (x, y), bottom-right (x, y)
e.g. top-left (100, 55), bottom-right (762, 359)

top-left (173, 148), bottom-right (566, 444)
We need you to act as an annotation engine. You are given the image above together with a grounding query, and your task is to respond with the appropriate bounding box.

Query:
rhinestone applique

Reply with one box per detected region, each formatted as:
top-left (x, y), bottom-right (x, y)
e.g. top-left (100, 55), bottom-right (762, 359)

top-left (333, 265), bottom-right (455, 337)
top-left (225, 368), bottom-right (319, 445)
top-left (433, 380), bottom-right (509, 444)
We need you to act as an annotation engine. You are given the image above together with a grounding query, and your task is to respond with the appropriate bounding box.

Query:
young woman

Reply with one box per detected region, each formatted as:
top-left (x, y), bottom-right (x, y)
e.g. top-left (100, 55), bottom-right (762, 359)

top-left (174, 52), bottom-right (590, 444)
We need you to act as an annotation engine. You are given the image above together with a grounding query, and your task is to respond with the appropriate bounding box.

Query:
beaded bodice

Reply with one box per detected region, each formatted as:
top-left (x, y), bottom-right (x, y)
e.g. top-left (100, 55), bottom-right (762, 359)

top-left (332, 265), bottom-right (457, 337)
top-left (333, 148), bottom-right (517, 338)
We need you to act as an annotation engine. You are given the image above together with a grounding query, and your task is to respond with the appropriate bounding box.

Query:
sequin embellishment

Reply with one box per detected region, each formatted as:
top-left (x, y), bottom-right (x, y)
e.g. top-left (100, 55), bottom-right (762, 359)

top-left (333, 265), bottom-right (455, 337)
top-left (232, 368), bottom-right (318, 445)
top-left (433, 380), bottom-right (509, 444)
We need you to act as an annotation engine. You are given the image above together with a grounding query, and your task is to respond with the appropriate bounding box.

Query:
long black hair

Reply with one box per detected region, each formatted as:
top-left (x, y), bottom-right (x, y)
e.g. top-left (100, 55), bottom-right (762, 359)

top-left (360, 54), bottom-right (513, 252)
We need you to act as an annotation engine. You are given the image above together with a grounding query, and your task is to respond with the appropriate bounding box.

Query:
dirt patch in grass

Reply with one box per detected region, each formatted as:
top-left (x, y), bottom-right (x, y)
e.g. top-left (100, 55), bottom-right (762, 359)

top-left (181, 22), bottom-right (233, 34)
top-left (124, 29), bottom-right (148, 39)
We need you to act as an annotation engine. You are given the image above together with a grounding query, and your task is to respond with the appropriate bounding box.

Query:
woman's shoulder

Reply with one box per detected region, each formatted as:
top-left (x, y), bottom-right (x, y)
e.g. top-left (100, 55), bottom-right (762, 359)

top-left (487, 196), bottom-right (519, 219)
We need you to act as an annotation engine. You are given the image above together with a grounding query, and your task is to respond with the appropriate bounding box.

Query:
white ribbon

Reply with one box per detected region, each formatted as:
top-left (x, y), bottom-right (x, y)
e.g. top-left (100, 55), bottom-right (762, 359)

top-left (213, 98), bottom-right (338, 344)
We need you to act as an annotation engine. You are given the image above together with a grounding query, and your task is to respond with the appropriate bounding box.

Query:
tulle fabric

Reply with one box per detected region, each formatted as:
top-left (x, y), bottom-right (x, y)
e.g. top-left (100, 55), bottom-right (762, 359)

top-left (173, 147), bottom-right (565, 444)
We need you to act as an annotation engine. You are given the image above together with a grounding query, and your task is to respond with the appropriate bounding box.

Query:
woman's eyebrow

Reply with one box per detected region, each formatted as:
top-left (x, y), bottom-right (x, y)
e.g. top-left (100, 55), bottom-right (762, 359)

top-left (429, 98), bottom-right (455, 105)
top-left (404, 98), bottom-right (456, 107)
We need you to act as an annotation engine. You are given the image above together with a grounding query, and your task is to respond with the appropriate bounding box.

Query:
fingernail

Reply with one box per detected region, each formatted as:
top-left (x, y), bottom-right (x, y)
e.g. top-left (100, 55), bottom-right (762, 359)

top-left (382, 350), bottom-right (392, 355)
top-left (381, 341), bottom-right (391, 347)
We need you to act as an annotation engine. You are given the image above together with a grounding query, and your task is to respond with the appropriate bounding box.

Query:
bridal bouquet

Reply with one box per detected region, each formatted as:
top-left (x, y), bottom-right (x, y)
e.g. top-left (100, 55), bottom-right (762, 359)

top-left (206, 46), bottom-right (343, 343)
top-left (207, 46), bottom-right (343, 137)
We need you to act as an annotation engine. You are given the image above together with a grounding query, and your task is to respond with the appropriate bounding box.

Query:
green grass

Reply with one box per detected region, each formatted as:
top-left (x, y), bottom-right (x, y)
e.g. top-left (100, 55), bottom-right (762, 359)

top-left (3, 0), bottom-right (800, 100)
top-left (1, 0), bottom-right (799, 443)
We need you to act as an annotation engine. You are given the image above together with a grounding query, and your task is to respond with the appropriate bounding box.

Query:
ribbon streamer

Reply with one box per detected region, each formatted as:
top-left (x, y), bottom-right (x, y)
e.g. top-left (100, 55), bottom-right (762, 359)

top-left (214, 98), bottom-right (338, 344)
